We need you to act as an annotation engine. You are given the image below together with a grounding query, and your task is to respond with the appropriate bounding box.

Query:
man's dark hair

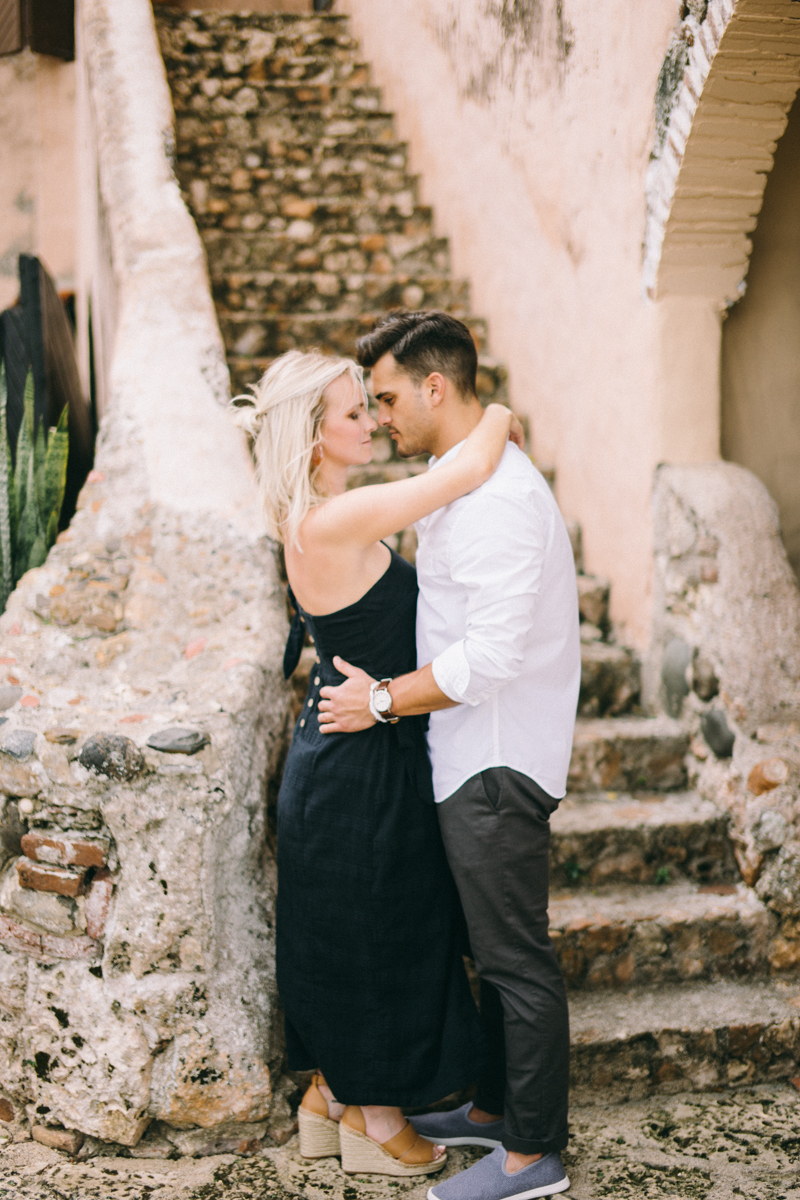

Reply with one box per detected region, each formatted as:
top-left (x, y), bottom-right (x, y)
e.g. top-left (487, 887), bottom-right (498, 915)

top-left (355, 310), bottom-right (478, 399)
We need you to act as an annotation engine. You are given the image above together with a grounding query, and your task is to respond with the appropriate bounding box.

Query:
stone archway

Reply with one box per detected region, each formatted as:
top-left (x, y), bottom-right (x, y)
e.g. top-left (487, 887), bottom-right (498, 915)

top-left (644, 0), bottom-right (800, 305)
top-left (641, 0), bottom-right (800, 469)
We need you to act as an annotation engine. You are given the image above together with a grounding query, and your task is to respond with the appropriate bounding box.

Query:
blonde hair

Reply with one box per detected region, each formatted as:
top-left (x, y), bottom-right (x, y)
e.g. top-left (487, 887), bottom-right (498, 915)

top-left (229, 349), bottom-right (367, 546)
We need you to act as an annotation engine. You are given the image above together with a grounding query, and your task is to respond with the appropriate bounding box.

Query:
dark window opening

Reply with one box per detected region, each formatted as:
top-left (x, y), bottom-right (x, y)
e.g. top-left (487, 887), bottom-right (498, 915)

top-left (0, 0), bottom-right (74, 62)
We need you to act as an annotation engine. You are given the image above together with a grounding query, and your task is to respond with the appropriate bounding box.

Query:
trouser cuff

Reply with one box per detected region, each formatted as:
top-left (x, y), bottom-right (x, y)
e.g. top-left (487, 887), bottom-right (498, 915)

top-left (502, 1128), bottom-right (569, 1155)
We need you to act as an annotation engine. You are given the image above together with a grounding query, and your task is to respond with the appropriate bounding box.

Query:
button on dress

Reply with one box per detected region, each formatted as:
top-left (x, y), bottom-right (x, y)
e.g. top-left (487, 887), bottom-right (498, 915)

top-left (277, 550), bottom-right (485, 1106)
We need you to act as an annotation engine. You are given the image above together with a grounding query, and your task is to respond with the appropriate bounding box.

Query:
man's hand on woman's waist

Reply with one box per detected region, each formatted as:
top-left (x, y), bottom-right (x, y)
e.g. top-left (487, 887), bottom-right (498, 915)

top-left (318, 657), bottom-right (457, 733)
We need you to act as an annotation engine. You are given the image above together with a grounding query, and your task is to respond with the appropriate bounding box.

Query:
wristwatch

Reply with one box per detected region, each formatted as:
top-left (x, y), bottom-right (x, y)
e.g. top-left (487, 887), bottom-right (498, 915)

top-left (369, 678), bottom-right (399, 724)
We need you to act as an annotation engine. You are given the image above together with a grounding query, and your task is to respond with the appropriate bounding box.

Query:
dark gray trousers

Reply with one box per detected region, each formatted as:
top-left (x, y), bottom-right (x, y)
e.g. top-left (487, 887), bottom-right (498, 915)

top-left (436, 767), bottom-right (569, 1155)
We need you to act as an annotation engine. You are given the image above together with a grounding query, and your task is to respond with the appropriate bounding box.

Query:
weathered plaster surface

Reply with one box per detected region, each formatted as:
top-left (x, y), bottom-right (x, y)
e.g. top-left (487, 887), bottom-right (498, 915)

top-left (428, 1), bottom-right (574, 104)
top-left (0, 0), bottom-right (291, 1151)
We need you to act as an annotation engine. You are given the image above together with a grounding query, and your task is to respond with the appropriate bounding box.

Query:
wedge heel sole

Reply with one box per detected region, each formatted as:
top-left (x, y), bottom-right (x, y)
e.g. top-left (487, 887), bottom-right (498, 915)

top-left (340, 1123), bottom-right (447, 1177)
top-left (298, 1107), bottom-right (341, 1159)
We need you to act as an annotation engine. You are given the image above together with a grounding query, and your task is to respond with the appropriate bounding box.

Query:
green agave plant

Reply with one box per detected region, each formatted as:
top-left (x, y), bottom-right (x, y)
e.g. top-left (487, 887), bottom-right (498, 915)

top-left (0, 363), bottom-right (69, 613)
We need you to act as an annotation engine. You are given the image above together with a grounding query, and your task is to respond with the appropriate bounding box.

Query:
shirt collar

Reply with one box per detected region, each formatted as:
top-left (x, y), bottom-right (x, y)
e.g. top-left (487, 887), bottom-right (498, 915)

top-left (427, 439), bottom-right (466, 471)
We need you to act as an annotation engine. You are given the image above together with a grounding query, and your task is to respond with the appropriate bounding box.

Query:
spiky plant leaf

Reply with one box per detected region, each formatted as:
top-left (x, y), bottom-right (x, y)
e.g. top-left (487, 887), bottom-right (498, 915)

top-left (7, 428), bottom-right (16, 583)
top-left (45, 507), bottom-right (58, 552)
top-left (42, 406), bottom-right (68, 545)
top-left (14, 371), bottom-right (34, 546)
top-left (34, 419), bottom-right (46, 527)
top-left (23, 368), bottom-right (33, 442)
top-left (0, 366), bottom-right (71, 605)
top-left (14, 452), bottom-right (40, 582)
top-left (27, 529), bottom-right (47, 571)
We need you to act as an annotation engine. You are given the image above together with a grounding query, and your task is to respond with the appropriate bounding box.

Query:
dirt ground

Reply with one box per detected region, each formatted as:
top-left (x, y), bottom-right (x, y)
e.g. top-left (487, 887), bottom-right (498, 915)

top-left (2, 1083), bottom-right (800, 1200)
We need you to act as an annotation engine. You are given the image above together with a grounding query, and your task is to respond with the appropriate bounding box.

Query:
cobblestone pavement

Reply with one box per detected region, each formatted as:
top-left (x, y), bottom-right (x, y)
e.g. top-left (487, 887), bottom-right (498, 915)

top-left (2, 1084), bottom-right (800, 1200)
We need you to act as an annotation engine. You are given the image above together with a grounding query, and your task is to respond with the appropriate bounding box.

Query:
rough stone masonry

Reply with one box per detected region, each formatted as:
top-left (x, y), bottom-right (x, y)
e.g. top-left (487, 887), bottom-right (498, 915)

top-left (0, 397), bottom-right (293, 1154)
top-left (0, 0), bottom-right (295, 1153)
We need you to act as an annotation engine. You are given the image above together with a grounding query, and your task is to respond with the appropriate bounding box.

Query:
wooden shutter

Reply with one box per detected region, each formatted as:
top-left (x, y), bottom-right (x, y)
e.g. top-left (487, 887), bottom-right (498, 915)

top-left (0, 0), bottom-right (23, 57)
top-left (27, 0), bottom-right (74, 62)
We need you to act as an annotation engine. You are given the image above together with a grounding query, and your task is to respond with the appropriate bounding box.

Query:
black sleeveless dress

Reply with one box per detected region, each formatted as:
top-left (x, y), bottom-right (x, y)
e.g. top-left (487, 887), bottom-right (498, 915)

top-left (277, 549), bottom-right (484, 1106)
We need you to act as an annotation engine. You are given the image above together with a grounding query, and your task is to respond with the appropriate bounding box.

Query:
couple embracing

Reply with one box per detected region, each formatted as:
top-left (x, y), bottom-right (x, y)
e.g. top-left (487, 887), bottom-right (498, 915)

top-left (232, 310), bottom-right (580, 1200)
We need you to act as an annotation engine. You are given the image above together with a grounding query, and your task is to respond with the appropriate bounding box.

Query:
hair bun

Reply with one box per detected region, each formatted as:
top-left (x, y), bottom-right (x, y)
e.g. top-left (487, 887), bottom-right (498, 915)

top-left (229, 394), bottom-right (262, 438)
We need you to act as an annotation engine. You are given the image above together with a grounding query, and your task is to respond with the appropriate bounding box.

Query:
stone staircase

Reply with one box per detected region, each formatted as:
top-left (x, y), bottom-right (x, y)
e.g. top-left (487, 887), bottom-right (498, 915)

top-left (154, 5), bottom-right (800, 1117)
top-left (155, 4), bottom-right (639, 719)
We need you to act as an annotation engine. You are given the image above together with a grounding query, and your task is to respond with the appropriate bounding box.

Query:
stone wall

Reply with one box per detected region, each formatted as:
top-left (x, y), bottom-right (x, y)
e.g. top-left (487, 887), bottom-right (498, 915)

top-left (646, 463), bottom-right (800, 732)
top-left (0, 0), bottom-right (291, 1157)
top-left (647, 462), bottom-right (800, 973)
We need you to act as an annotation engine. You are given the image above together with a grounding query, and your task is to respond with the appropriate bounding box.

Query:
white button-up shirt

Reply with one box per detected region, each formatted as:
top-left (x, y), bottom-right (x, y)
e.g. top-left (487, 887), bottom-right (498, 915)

top-left (415, 441), bottom-right (580, 803)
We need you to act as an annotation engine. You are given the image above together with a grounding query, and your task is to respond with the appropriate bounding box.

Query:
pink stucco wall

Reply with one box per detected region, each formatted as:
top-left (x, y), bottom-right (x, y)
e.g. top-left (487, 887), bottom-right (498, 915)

top-left (0, 52), bottom-right (76, 310)
top-left (338, 0), bottom-right (691, 648)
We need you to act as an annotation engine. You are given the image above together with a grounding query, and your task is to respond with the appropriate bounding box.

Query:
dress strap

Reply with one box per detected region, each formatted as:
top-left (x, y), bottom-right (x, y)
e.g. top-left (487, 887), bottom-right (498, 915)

top-left (283, 586), bottom-right (305, 680)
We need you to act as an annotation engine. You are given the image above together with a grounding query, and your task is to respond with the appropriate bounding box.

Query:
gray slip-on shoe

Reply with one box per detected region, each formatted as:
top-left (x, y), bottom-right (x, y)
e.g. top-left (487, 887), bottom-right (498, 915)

top-left (410, 1102), bottom-right (504, 1149)
top-left (427, 1147), bottom-right (569, 1200)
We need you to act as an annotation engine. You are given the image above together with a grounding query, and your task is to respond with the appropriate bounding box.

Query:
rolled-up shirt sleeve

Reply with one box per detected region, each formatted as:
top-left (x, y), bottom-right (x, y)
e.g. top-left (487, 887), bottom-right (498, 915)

top-left (430, 492), bottom-right (550, 706)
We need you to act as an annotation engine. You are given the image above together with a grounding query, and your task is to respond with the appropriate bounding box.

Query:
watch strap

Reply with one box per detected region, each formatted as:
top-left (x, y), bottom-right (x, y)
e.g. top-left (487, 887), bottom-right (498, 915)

top-left (369, 678), bottom-right (399, 724)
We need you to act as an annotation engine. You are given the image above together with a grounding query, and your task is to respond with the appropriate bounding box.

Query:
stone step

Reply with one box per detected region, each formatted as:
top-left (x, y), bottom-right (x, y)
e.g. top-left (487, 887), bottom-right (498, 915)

top-left (578, 640), bottom-right (640, 717)
top-left (157, 9), bottom-right (354, 40)
top-left (175, 109), bottom-right (398, 147)
top-left (192, 194), bottom-right (435, 236)
top-left (551, 881), bottom-right (773, 992)
top-left (157, 11), bottom-right (356, 58)
top-left (568, 978), bottom-right (800, 1104)
top-left (577, 573), bottom-right (609, 628)
top-left (177, 135), bottom-right (411, 177)
top-left (170, 82), bottom-right (386, 116)
top-left (219, 311), bottom-right (489, 360)
top-left (198, 228), bottom-right (452, 277)
top-left (169, 54), bottom-right (371, 87)
top-left (550, 789), bottom-right (737, 888)
top-left (182, 162), bottom-right (418, 208)
top-left (212, 272), bottom-right (469, 317)
top-left (568, 716), bottom-right (690, 793)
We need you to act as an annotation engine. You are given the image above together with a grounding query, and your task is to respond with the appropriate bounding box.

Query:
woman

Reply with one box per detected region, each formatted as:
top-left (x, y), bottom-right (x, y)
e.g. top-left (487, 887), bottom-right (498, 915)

top-left (231, 349), bottom-right (521, 1178)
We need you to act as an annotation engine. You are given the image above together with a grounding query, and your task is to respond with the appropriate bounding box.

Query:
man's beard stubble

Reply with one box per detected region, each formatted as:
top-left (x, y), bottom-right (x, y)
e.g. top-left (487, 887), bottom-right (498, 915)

top-left (395, 436), bottom-right (428, 459)
top-left (386, 388), bottom-right (435, 459)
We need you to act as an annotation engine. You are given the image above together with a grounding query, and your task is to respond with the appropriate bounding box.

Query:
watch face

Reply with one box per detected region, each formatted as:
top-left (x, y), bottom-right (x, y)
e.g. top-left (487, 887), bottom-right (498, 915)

top-left (374, 689), bottom-right (392, 712)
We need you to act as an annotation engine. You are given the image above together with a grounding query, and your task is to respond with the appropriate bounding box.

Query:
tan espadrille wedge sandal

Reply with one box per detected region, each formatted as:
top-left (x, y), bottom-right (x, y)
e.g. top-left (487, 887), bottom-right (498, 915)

top-left (298, 1074), bottom-right (341, 1159)
top-left (339, 1105), bottom-right (447, 1177)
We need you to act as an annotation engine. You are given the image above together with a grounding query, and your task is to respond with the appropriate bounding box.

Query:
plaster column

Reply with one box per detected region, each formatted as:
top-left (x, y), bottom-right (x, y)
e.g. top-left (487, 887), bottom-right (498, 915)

top-left (656, 295), bottom-right (722, 466)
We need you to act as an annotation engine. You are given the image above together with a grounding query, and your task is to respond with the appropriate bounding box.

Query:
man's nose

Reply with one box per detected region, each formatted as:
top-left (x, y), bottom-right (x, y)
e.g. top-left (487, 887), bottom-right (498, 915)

top-left (376, 404), bottom-right (391, 427)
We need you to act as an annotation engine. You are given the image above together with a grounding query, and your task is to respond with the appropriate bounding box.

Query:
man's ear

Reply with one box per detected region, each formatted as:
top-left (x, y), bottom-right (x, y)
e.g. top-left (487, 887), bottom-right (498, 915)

top-left (425, 372), bottom-right (447, 408)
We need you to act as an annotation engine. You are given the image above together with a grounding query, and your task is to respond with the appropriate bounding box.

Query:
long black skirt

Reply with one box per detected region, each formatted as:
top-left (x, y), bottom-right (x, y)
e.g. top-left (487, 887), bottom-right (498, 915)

top-left (276, 714), bottom-right (485, 1107)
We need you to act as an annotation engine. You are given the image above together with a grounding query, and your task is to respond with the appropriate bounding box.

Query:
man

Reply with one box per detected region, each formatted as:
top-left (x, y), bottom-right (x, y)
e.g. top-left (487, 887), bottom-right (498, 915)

top-left (318, 310), bottom-right (580, 1200)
